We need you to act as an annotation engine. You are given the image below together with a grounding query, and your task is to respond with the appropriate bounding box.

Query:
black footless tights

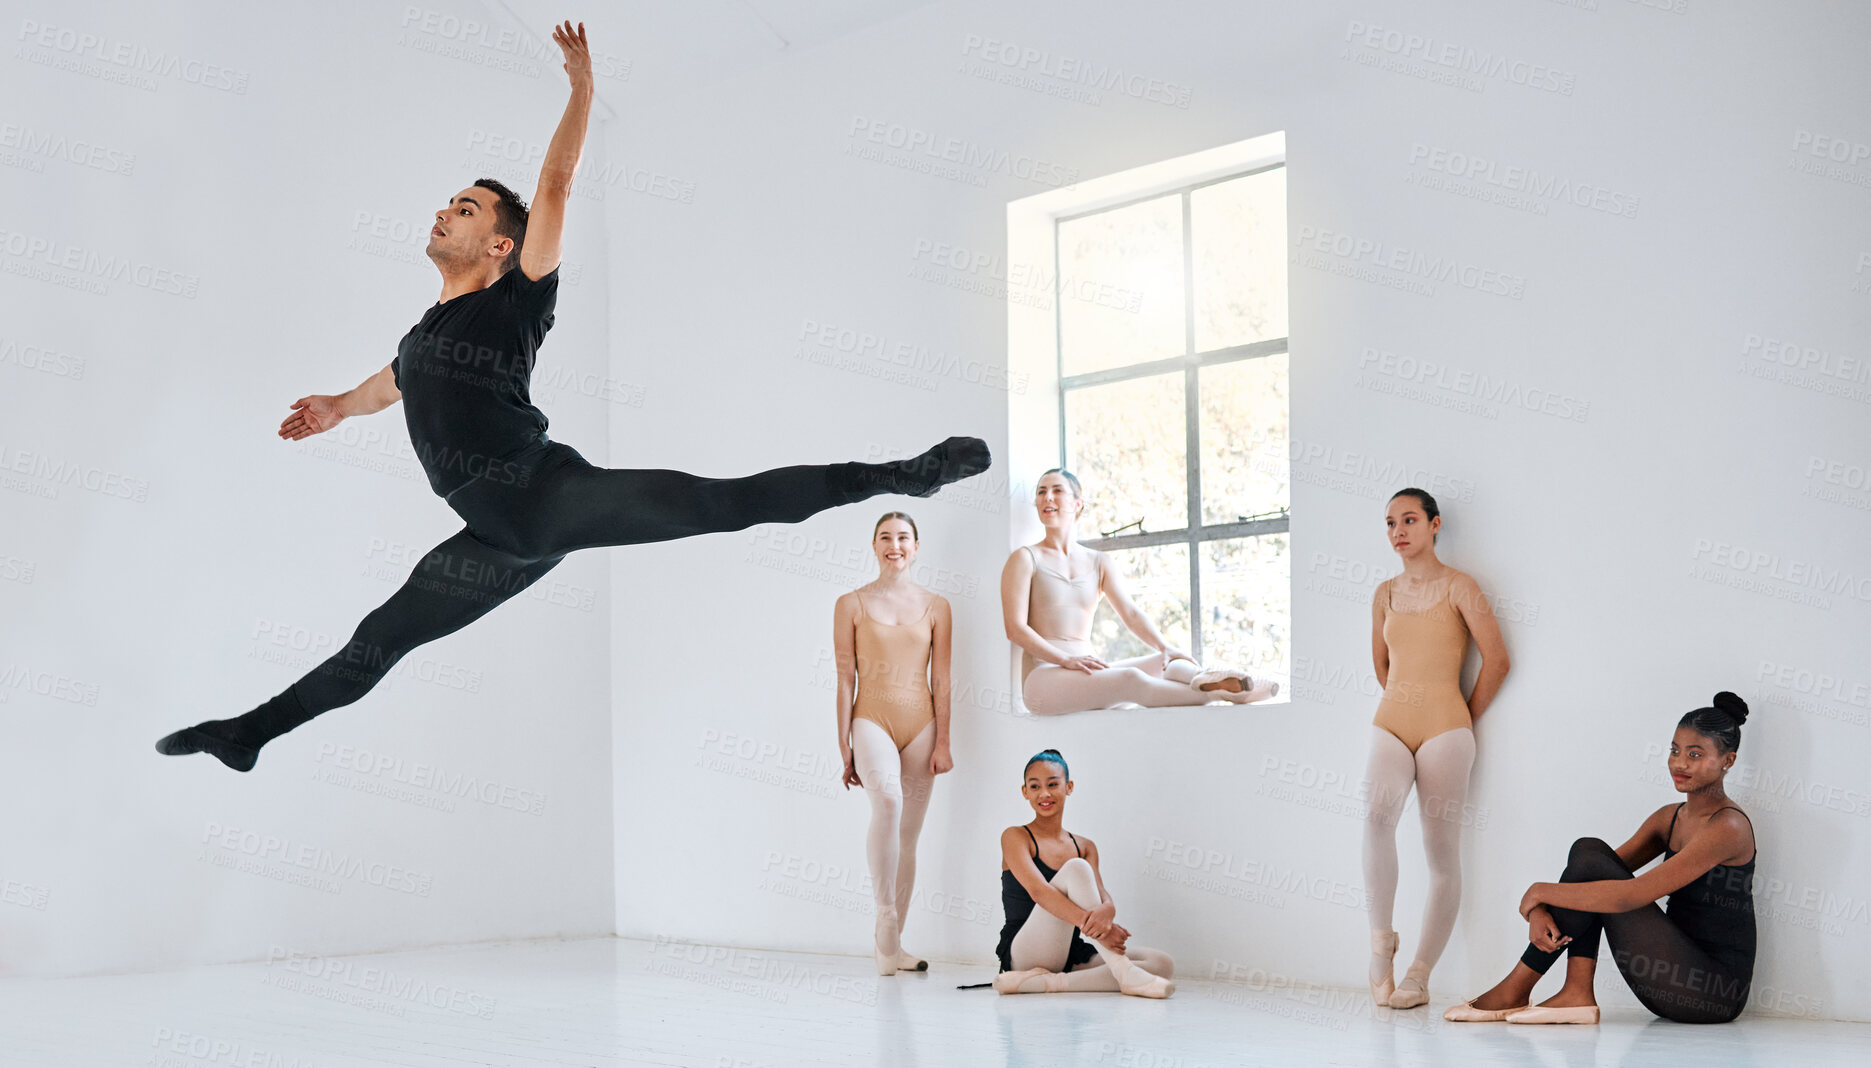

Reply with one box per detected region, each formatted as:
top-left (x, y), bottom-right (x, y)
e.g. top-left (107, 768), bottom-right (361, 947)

top-left (207, 437), bottom-right (981, 750)
top-left (1520, 838), bottom-right (1751, 1024)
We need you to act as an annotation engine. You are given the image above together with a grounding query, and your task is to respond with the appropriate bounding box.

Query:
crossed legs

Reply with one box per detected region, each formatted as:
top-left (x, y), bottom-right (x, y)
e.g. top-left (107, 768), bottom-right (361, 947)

top-left (1363, 726), bottom-right (1476, 1004)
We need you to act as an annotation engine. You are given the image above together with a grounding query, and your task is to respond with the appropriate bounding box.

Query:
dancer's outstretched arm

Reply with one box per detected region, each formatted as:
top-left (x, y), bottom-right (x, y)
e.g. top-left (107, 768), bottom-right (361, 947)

top-left (519, 20), bottom-right (594, 283)
top-left (278, 364), bottom-right (401, 440)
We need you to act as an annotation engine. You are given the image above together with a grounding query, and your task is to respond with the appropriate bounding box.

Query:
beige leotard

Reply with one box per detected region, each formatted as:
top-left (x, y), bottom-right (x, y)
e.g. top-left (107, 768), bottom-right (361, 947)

top-left (1019, 545), bottom-right (1101, 682)
top-left (852, 592), bottom-right (936, 751)
top-left (1372, 575), bottom-right (1472, 752)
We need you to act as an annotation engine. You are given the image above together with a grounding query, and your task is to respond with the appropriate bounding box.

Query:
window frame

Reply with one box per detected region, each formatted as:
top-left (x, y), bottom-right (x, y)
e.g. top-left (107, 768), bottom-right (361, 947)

top-left (1053, 162), bottom-right (1289, 663)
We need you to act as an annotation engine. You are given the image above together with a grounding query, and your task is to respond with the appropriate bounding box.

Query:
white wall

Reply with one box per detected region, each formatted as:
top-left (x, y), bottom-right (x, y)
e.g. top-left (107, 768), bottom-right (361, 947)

top-left (608, 0), bottom-right (1871, 1023)
top-left (0, 1), bottom-right (615, 976)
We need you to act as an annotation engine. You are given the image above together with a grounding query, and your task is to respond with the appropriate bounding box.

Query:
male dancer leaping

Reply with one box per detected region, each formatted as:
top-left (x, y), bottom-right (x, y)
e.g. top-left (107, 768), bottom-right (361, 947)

top-left (157, 22), bottom-right (989, 772)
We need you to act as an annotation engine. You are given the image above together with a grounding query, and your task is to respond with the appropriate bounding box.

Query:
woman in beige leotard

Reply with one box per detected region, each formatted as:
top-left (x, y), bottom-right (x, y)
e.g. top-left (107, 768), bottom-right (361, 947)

top-left (1363, 488), bottom-right (1510, 1010)
top-left (1000, 469), bottom-right (1279, 715)
top-left (834, 512), bottom-right (953, 975)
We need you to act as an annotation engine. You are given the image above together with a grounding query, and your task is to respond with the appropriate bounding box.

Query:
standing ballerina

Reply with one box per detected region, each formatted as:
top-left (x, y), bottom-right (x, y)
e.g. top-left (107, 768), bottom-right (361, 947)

top-left (1001, 469), bottom-right (1278, 715)
top-left (834, 512), bottom-right (953, 975)
top-left (156, 22), bottom-right (990, 772)
top-left (992, 750), bottom-right (1175, 997)
top-left (1364, 488), bottom-right (1510, 1009)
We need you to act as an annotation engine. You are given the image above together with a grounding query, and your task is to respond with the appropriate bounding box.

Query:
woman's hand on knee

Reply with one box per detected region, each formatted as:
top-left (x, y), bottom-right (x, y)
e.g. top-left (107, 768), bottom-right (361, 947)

top-left (1062, 655), bottom-right (1108, 674)
top-left (1527, 906), bottom-right (1569, 953)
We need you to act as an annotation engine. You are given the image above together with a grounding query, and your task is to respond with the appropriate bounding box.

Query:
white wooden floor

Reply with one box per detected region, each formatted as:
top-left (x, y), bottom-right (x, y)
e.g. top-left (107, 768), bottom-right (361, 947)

top-left (1, 936), bottom-right (1864, 1067)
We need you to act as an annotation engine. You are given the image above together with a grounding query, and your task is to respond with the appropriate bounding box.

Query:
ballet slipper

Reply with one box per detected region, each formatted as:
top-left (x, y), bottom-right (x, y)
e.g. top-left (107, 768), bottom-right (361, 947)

top-left (892, 950), bottom-right (929, 972)
top-left (1443, 998), bottom-right (1529, 1022)
top-left (155, 723), bottom-right (260, 773)
top-left (1117, 965), bottom-right (1175, 999)
top-left (1369, 930), bottom-right (1398, 1006)
top-left (1387, 962), bottom-right (1432, 1009)
top-left (1190, 668), bottom-right (1254, 693)
top-left (992, 967), bottom-right (1052, 994)
top-left (1505, 1004), bottom-right (1599, 1025)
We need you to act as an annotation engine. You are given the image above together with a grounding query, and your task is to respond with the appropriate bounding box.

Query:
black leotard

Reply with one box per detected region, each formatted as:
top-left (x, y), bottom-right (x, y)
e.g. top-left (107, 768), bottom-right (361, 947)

top-left (995, 827), bottom-right (1098, 973)
top-left (1661, 803), bottom-right (1758, 976)
top-left (391, 265), bottom-right (557, 498)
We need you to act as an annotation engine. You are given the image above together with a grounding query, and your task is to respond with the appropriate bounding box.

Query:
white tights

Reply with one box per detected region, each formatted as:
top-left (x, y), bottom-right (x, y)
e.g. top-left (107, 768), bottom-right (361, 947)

top-left (1007, 856), bottom-right (1174, 990)
top-left (850, 717), bottom-right (936, 959)
top-left (1362, 726), bottom-right (1475, 983)
top-left (1023, 653), bottom-right (1254, 715)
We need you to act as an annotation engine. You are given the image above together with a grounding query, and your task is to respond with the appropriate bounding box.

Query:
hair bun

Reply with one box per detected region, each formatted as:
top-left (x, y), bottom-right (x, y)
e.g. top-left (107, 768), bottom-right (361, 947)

top-left (1711, 691), bottom-right (1749, 724)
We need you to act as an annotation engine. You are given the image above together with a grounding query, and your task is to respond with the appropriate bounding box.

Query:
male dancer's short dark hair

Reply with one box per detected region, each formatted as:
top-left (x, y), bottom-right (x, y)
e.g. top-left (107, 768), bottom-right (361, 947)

top-left (474, 177), bottom-right (530, 274)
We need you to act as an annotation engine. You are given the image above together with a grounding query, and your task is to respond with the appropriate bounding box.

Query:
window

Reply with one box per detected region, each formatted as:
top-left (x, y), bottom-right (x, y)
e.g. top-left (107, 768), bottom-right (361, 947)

top-left (1053, 165), bottom-right (1289, 684)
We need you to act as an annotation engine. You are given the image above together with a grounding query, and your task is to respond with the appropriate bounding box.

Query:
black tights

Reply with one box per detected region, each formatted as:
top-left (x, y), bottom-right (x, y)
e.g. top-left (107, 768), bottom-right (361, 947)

top-left (1521, 838), bottom-right (1750, 1024)
top-left (236, 439), bottom-right (936, 743)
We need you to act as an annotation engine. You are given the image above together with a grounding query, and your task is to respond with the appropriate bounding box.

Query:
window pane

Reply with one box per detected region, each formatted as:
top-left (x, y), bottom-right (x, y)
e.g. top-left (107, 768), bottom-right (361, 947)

top-left (1090, 543), bottom-right (1191, 661)
top-left (1193, 168), bottom-right (1287, 351)
top-left (1200, 534), bottom-right (1289, 686)
top-left (1057, 194), bottom-right (1186, 376)
top-left (1200, 354), bottom-right (1289, 524)
top-left (1065, 372), bottom-right (1187, 535)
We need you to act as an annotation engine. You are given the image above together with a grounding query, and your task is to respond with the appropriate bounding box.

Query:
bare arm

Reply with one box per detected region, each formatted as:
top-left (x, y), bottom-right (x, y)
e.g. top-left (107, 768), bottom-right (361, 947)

top-left (1100, 553), bottom-right (1176, 654)
top-left (1524, 808), bottom-right (1753, 916)
top-left (1371, 580), bottom-right (1390, 688)
top-left (1452, 574), bottom-right (1509, 721)
top-left (929, 596), bottom-right (954, 773)
top-left (278, 364), bottom-right (401, 441)
top-left (833, 594), bottom-right (860, 788)
top-left (518, 21), bottom-right (594, 282)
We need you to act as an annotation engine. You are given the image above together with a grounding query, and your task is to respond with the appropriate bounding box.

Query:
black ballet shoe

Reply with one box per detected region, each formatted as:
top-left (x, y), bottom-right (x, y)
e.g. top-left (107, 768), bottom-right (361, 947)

top-left (900, 436), bottom-right (992, 498)
top-left (155, 721), bottom-right (260, 773)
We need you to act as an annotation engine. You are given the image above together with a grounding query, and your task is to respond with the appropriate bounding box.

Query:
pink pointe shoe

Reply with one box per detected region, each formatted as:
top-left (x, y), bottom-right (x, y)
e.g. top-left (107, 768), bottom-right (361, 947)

top-left (1443, 998), bottom-right (1529, 1022)
top-left (1369, 930), bottom-right (1398, 1006)
top-left (1191, 668), bottom-right (1255, 693)
top-left (993, 968), bottom-right (1066, 994)
top-left (1118, 965), bottom-right (1175, 999)
top-left (1506, 1004), bottom-right (1600, 1025)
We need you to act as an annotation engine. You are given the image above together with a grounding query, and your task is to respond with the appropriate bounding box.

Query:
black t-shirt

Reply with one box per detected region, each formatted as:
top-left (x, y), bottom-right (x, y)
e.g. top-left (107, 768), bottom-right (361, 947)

top-left (391, 265), bottom-right (559, 498)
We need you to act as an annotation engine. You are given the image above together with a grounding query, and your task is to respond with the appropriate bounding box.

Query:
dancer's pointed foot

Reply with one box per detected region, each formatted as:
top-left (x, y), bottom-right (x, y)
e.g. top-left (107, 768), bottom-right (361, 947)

top-left (1118, 965), bottom-right (1175, 999)
top-left (900, 436), bottom-right (992, 498)
top-left (892, 950), bottom-right (929, 972)
top-left (155, 720), bottom-right (260, 772)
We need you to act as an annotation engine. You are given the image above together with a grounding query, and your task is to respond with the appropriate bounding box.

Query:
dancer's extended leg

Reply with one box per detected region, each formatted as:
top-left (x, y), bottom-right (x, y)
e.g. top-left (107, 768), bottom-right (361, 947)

top-left (1022, 658), bottom-right (1258, 715)
top-left (1396, 726), bottom-right (1476, 999)
top-left (156, 529), bottom-right (562, 770)
top-left (484, 438), bottom-right (992, 558)
top-left (1363, 726), bottom-right (1415, 992)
